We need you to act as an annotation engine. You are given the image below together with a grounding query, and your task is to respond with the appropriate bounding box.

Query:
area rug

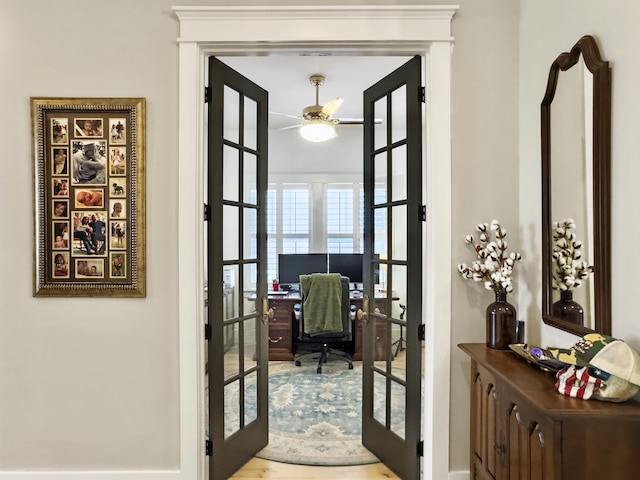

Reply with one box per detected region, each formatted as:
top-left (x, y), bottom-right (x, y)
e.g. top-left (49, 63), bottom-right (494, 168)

top-left (248, 362), bottom-right (377, 466)
top-left (218, 361), bottom-right (405, 466)
top-left (260, 360), bottom-right (408, 466)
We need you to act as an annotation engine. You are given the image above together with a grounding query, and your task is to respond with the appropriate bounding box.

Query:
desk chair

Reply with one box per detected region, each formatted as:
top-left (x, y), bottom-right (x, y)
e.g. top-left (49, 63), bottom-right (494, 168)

top-left (294, 273), bottom-right (353, 373)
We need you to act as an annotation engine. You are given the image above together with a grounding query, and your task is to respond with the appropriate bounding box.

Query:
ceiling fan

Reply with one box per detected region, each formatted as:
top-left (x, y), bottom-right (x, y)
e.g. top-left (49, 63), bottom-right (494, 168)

top-left (271, 74), bottom-right (375, 142)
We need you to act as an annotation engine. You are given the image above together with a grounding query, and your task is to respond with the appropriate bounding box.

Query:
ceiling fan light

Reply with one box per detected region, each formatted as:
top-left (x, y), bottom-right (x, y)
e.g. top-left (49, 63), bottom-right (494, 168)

top-left (299, 119), bottom-right (337, 142)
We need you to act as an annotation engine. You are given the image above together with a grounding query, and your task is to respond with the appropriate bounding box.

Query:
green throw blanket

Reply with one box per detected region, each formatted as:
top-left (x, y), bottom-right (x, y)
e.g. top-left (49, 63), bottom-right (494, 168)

top-left (299, 273), bottom-right (343, 335)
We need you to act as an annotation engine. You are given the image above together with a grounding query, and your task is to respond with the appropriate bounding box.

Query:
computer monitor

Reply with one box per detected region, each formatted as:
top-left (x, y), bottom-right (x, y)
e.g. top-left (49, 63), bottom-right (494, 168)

top-left (278, 253), bottom-right (328, 285)
top-left (328, 253), bottom-right (364, 284)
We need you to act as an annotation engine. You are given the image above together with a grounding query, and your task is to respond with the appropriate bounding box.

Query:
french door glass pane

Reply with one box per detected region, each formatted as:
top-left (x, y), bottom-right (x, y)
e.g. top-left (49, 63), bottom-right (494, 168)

top-left (224, 265), bottom-right (240, 321)
top-left (374, 96), bottom-right (388, 151)
top-left (391, 85), bottom-right (407, 145)
top-left (246, 207), bottom-right (257, 261)
top-left (374, 152), bottom-right (388, 205)
top-left (223, 320), bottom-right (240, 381)
top-left (391, 145), bottom-right (407, 202)
top-left (243, 262), bottom-right (257, 300)
top-left (223, 205), bottom-right (239, 261)
top-left (374, 207), bottom-right (387, 256)
top-left (242, 317), bottom-right (257, 372)
top-left (243, 152), bottom-right (257, 204)
top-left (244, 97), bottom-right (257, 151)
top-left (373, 369), bottom-right (386, 425)
top-left (224, 380), bottom-right (240, 439)
top-left (223, 145), bottom-right (239, 202)
top-left (244, 371), bottom-right (258, 425)
top-left (391, 264), bottom-right (407, 382)
top-left (390, 379), bottom-right (406, 439)
top-left (391, 205), bottom-right (407, 261)
top-left (223, 86), bottom-right (239, 144)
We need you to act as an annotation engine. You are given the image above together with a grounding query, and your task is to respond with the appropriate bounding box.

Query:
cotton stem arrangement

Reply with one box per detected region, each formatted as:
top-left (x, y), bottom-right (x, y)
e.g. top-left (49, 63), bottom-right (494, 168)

top-left (458, 220), bottom-right (522, 295)
top-left (552, 218), bottom-right (594, 291)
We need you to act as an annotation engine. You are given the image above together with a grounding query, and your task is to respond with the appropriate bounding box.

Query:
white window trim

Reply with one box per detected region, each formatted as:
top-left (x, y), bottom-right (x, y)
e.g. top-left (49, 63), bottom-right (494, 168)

top-left (173, 5), bottom-right (457, 479)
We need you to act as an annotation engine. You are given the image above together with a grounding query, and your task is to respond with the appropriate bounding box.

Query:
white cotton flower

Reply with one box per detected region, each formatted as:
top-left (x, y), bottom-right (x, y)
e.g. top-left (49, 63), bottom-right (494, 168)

top-left (460, 219), bottom-right (522, 295)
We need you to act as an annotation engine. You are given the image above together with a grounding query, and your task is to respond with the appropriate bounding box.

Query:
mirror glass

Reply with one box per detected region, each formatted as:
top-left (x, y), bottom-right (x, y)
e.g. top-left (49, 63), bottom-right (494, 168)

top-left (550, 56), bottom-right (595, 329)
top-left (541, 36), bottom-right (611, 336)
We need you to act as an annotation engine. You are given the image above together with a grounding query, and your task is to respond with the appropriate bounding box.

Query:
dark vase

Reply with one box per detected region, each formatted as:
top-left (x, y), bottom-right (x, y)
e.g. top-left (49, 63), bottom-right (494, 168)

top-left (486, 291), bottom-right (518, 350)
top-left (552, 289), bottom-right (584, 325)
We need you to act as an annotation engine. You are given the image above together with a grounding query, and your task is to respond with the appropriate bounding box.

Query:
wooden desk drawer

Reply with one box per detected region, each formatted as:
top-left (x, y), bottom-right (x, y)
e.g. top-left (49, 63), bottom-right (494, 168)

top-left (268, 325), bottom-right (293, 360)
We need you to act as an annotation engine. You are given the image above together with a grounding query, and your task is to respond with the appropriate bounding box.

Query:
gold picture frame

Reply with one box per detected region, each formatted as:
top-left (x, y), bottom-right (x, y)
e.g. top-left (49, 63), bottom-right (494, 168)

top-left (31, 97), bottom-right (146, 297)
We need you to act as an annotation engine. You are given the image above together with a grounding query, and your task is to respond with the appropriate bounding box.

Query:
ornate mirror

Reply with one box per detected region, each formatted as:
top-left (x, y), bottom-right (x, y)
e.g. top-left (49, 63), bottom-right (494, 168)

top-left (541, 35), bottom-right (611, 336)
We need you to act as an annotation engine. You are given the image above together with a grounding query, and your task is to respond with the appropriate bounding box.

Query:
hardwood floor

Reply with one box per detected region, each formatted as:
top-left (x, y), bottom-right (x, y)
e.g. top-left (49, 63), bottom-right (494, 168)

top-left (230, 457), bottom-right (400, 479)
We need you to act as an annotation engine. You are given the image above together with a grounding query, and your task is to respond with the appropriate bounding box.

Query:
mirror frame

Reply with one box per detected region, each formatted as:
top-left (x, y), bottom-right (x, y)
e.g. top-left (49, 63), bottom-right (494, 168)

top-left (541, 35), bottom-right (611, 336)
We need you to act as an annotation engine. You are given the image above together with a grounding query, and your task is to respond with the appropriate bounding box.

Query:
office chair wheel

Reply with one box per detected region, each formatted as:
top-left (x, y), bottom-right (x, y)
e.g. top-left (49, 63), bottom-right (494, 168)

top-left (295, 360), bottom-right (301, 366)
top-left (317, 366), bottom-right (322, 374)
top-left (348, 363), bottom-right (354, 370)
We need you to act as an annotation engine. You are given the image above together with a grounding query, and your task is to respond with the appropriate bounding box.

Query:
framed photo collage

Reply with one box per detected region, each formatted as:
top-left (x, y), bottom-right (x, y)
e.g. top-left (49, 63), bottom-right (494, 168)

top-left (31, 98), bottom-right (146, 297)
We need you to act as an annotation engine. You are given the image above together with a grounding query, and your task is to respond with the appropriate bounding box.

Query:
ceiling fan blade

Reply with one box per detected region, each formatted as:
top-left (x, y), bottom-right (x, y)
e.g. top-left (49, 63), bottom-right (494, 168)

top-left (335, 118), bottom-right (383, 125)
top-left (320, 97), bottom-right (344, 118)
top-left (277, 124), bottom-right (302, 131)
top-left (269, 111), bottom-right (302, 120)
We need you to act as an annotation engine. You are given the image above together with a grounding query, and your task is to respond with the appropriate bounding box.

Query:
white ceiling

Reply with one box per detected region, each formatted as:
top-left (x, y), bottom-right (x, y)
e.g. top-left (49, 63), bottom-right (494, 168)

top-left (218, 55), bottom-right (412, 130)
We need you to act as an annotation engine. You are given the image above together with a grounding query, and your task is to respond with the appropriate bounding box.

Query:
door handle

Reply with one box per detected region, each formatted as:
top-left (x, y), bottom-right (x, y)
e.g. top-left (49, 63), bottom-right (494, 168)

top-left (261, 294), bottom-right (274, 325)
top-left (357, 294), bottom-right (370, 325)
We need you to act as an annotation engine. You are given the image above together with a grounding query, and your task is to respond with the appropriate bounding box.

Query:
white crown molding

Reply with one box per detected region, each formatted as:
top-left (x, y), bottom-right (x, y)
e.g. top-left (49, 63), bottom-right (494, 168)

top-left (173, 5), bottom-right (458, 44)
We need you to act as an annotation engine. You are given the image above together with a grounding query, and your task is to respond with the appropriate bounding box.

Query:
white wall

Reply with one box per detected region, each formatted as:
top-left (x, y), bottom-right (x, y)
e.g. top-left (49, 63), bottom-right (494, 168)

top-left (0, 0), bottom-right (181, 472)
top-left (11, 0), bottom-right (639, 478)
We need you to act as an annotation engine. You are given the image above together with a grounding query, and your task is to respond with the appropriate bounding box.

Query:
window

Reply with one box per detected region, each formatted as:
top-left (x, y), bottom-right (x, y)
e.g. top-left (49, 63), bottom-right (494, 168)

top-left (263, 181), bottom-right (383, 281)
top-left (327, 185), bottom-right (357, 253)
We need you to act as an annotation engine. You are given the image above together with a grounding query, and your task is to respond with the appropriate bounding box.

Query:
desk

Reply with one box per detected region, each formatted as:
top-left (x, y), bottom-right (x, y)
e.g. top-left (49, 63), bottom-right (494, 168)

top-left (267, 292), bottom-right (393, 361)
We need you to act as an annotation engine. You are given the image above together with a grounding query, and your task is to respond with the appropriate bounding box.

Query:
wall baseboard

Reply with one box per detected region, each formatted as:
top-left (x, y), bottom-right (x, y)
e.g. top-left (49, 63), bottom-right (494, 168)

top-left (449, 470), bottom-right (470, 480)
top-left (0, 471), bottom-right (181, 480)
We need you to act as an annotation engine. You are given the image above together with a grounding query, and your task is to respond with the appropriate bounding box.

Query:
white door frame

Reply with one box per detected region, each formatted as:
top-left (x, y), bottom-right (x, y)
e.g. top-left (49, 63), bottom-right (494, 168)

top-left (173, 5), bottom-right (457, 479)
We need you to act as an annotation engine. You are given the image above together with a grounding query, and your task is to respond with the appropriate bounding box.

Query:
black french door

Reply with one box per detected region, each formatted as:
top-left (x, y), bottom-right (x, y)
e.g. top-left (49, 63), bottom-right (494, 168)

top-left (206, 57), bottom-right (269, 480)
top-left (362, 56), bottom-right (424, 480)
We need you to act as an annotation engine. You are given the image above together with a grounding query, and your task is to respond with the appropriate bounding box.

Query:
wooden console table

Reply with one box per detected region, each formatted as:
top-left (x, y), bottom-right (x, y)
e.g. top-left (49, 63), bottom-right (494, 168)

top-left (459, 343), bottom-right (640, 480)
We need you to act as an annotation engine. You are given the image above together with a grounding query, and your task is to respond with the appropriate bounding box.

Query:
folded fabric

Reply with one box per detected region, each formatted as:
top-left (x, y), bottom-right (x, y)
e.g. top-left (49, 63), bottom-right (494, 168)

top-left (300, 273), bottom-right (343, 335)
top-left (555, 365), bottom-right (603, 400)
top-left (549, 333), bottom-right (640, 402)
